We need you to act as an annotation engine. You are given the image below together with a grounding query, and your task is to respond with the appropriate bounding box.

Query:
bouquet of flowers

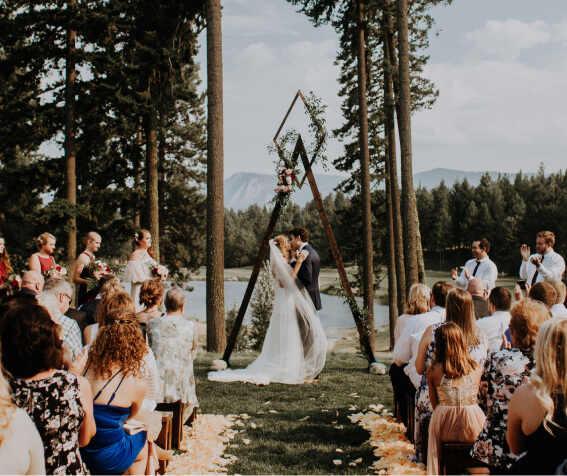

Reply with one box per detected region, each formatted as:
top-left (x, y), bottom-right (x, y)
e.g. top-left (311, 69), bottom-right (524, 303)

top-left (85, 259), bottom-right (112, 292)
top-left (150, 264), bottom-right (168, 281)
top-left (8, 274), bottom-right (22, 291)
top-left (274, 166), bottom-right (296, 195)
top-left (45, 265), bottom-right (68, 280)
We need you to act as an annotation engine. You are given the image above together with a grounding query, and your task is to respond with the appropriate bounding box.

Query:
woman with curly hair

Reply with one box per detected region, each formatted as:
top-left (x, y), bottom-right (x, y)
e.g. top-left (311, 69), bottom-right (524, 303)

top-left (84, 288), bottom-right (132, 345)
top-left (0, 234), bottom-right (13, 285)
top-left (123, 230), bottom-right (159, 312)
top-left (507, 317), bottom-right (567, 474)
top-left (80, 309), bottom-right (149, 475)
top-left (28, 232), bottom-right (57, 274)
top-left (137, 279), bottom-right (164, 325)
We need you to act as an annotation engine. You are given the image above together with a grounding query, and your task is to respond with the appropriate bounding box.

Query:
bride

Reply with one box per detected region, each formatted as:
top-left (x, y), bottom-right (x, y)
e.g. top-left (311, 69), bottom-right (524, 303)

top-left (209, 235), bottom-right (327, 385)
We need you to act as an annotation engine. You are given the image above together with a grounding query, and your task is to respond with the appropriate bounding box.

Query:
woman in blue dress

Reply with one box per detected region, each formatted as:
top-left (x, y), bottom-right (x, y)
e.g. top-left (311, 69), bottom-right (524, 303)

top-left (80, 309), bottom-right (149, 474)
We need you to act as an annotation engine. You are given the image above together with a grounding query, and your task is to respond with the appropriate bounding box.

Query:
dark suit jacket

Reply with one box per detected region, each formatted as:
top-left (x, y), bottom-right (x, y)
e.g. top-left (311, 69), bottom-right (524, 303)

top-left (472, 295), bottom-right (489, 320)
top-left (65, 308), bottom-right (89, 335)
top-left (296, 244), bottom-right (322, 311)
top-left (79, 299), bottom-right (100, 326)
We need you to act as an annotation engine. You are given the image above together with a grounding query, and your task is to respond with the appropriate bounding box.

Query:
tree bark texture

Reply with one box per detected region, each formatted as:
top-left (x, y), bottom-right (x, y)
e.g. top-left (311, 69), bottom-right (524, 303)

top-left (385, 136), bottom-right (398, 350)
top-left (158, 140), bottom-right (166, 261)
top-left (206, 0), bottom-right (226, 353)
top-left (396, 0), bottom-right (419, 291)
top-left (64, 0), bottom-right (77, 261)
top-left (146, 108), bottom-right (160, 262)
top-left (134, 116), bottom-right (143, 228)
top-left (415, 207), bottom-right (426, 283)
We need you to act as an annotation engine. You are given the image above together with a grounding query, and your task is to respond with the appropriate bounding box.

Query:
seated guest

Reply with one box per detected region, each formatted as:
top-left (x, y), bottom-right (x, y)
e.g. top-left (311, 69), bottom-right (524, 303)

top-left (0, 299), bottom-right (95, 475)
top-left (42, 279), bottom-right (83, 360)
top-left (18, 270), bottom-right (44, 296)
top-left (426, 323), bottom-right (486, 475)
top-left (472, 300), bottom-right (551, 472)
top-left (0, 347), bottom-right (46, 475)
top-left (80, 310), bottom-right (149, 475)
top-left (467, 277), bottom-right (489, 320)
top-left (548, 280), bottom-right (567, 318)
top-left (79, 274), bottom-right (121, 325)
top-left (390, 281), bottom-right (453, 428)
top-left (528, 281), bottom-right (557, 309)
top-left (28, 232), bottom-right (57, 275)
top-left (415, 288), bottom-right (488, 463)
top-left (475, 287), bottom-right (512, 352)
top-left (148, 287), bottom-right (198, 413)
top-left (394, 283), bottom-right (431, 344)
top-left (137, 279), bottom-right (165, 325)
top-left (83, 285), bottom-right (130, 345)
top-left (507, 318), bottom-right (567, 474)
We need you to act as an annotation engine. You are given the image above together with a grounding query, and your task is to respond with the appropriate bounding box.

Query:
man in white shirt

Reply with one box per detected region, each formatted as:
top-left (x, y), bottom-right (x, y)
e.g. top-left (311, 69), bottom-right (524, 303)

top-left (548, 280), bottom-right (567, 318)
top-left (519, 231), bottom-right (565, 285)
top-left (451, 238), bottom-right (498, 290)
top-left (476, 287), bottom-right (512, 352)
top-left (389, 281), bottom-right (453, 426)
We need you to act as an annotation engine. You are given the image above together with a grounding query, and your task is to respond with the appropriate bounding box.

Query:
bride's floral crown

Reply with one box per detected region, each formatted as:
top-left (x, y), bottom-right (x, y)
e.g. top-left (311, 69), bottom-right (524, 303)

top-left (134, 232), bottom-right (140, 241)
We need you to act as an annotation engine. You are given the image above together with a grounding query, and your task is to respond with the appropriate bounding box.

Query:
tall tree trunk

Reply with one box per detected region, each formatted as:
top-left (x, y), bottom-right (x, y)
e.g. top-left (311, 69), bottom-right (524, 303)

top-left (384, 131), bottom-right (397, 350)
top-left (146, 108), bottom-right (160, 262)
top-left (383, 9), bottom-right (406, 313)
top-left (64, 0), bottom-right (77, 261)
top-left (206, 0), bottom-right (225, 353)
top-left (158, 140), bottom-right (166, 262)
top-left (415, 207), bottom-right (426, 283)
top-left (355, 0), bottom-right (374, 350)
top-left (134, 116), bottom-right (143, 228)
top-left (396, 0), bottom-right (419, 290)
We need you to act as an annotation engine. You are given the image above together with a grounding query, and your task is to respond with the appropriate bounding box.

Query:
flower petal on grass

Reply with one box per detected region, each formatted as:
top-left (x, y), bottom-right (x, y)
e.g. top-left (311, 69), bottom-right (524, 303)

top-left (333, 460), bottom-right (342, 465)
top-left (268, 410), bottom-right (278, 414)
top-left (298, 416), bottom-right (310, 421)
top-left (335, 448), bottom-right (343, 453)
top-left (250, 423), bottom-right (257, 429)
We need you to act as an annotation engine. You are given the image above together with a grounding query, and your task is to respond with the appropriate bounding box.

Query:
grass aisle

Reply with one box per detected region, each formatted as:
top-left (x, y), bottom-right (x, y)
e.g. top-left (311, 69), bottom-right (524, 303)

top-left (194, 332), bottom-right (394, 475)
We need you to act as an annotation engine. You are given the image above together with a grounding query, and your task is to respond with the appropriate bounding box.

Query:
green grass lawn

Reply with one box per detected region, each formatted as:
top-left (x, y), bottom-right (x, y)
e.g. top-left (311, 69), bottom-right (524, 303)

top-left (194, 330), bottom-right (393, 475)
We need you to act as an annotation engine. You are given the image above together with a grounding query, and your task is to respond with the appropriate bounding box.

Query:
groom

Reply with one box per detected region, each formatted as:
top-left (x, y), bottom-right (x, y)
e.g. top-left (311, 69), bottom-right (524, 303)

top-left (289, 226), bottom-right (322, 311)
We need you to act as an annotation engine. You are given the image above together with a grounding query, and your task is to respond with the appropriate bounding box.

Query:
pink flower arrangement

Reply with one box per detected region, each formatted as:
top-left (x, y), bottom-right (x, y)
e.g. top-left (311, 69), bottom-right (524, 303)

top-left (86, 259), bottom-right (112, 292)
top-left (45, 265), bottom-right (68, 279)
top-left (8, 274), bottom-right (22, 291)
top-left (152, 264), bottom-right (168, 281)
top-left (274, 167), bottom-right (296, 194)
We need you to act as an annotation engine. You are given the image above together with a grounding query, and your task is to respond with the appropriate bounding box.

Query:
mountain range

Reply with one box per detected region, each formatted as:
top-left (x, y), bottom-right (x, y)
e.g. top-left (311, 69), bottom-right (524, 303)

top-left (224, 168), bottom-right (534, 210)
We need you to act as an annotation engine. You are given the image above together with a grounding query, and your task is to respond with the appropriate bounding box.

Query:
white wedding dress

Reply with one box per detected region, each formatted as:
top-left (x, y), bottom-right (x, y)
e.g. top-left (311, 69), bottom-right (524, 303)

top-left (208, 242), bottom-right (327, 385)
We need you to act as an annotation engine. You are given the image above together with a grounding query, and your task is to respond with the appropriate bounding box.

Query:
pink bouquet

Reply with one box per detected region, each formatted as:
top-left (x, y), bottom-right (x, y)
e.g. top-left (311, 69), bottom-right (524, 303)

top-left (151, 264), bottom-right (168, 281)
top-left (45, 265), bottom-right (68, 279)
top-left (86, 259), bottom-right (112, 292)
top-left (274, 167), bottom-right (295, 194)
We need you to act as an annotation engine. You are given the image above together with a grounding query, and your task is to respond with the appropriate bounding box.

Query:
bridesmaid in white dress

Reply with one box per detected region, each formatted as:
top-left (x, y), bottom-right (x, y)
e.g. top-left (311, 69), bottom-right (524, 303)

top-left (123, 230), bottom-right (157, 312)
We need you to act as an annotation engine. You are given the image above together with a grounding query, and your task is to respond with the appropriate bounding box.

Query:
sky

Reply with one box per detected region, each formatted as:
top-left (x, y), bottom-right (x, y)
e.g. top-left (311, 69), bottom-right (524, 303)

top-left (195, 0), bottom-right (567, 179)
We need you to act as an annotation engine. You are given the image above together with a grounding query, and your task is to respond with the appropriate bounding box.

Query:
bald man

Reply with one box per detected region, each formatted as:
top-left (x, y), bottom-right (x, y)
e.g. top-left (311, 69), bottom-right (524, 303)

top-left (73, 231), bottom-right (101, 306)
top-left (467, 277), bottom-right (489, 320)
top-left (19, 271), bottom-right (44, 296)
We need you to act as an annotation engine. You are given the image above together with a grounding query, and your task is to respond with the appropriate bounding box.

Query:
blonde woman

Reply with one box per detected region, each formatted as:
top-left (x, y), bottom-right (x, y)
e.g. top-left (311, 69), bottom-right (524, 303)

top-left (29, 233), bottom-right (56, 274)
top-left (394, 283), bottom-right (431, 344)
top-left (0, 350), bottom-right (45, 475)
top-left (507, 318), bottom-right (567, 474)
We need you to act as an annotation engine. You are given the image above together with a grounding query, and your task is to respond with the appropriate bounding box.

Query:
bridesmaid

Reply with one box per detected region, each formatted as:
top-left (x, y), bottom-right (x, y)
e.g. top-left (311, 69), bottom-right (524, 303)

top-left (29, 232), bottom-right (57, 275)
top-left (0, 233), bottom-right (13, 285)
top-left (123, 230), bottom-right (157, 312)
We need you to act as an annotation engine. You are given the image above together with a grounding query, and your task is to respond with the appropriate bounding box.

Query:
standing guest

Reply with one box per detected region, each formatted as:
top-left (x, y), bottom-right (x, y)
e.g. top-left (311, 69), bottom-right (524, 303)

top-left (467, 278), bottom-right (489, 320)
top-left (29, 233), bottom-right (57, 274)
top-left (475, 287), bottom-right (512, 352)
top-left (520, 231), bottom-right (565, 285)
top-left (0, 347), bottom-right (46, 475)
top-left (426, 323), bottom-right (486, 475)
top-left (72, 232), bottom-right (102, 306)
top-left (148, 287), bottom-right (198, 413)
top-left (394, 283), bottom-right (431, 344)
top-left (507, 318), bottom-right (567, 474)
top-left (42, 279), bottom-right (83, 361)
top-left (80, 310), bottom-right (149, 475)
top-left (472, 300), bottom-right (551, 473)
top-left (451, 238), bottom-right (498, 290)
top-left (0, 300), bottom-right (95, 475)
top-left (137, 279), bottom-right (165, 325)
top-left (18, 271), bottom-right (44, 296)
top-left (547, 280), bottom-right (567, 318)
top-left (123, 230), bottom-right (158, 312)
top-left (0, 234), bottom-right (13, 285)
top-left (79, 273), bottom-right (121, 325)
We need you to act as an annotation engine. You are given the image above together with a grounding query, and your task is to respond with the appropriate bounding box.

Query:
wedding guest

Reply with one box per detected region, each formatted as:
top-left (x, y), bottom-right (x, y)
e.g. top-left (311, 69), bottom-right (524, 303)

top-left (547, 280), bottom-right (567, 318)
top-left (0, 234), bottom-right (13, 285)
top-left (528, 281), bottom-right (557, 309)
top-left (123, 230), bottom-right (158, 312)
top-left (390, 281), bottom-right (453, 427)
top-left (0, 299), bottom-right (95, 475)
top-left (414, 288), bottom-right (488, 462)
top-left (451, 238), bottom-right (498, 290)
top-left (394, 283), bottom-right (431, 344)
top-left (29, 232), bottom-right (56, 274)
top-left (84, 290), bottom-right (134, 345)
top-left (475, 286), bottom-right (512, 352)
top-left (507, 318), bottom-right (567, 474)
top-left (42, 279), bottom-right (83, 360)
top-left (137, 279), bottom-right (164, 325)
top-left (79, 274), bottom-right (121, 325)
top-left (80, 310), bottom-right (149, 475)
top-left (426, 323), bottom-right (486, 475)
top-left (72, 232), bottom-right (101, 306)
top-left (0, 349), bottom-right (46, 475)
top-left (472, 299), bottom-right (551, 472)
top-left (520, 231), bottom-right (565, 285)
top-left (467, 277), bottom-right (489, 320)
top-left (148, 287), bottom-right (198, 413)
top-left (18, 270), bottom-right (44, 296)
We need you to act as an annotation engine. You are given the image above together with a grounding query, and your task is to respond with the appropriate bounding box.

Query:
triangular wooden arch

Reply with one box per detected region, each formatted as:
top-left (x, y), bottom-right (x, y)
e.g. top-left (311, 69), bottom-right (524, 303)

top-left (222, 91), bottom-right (376, 365)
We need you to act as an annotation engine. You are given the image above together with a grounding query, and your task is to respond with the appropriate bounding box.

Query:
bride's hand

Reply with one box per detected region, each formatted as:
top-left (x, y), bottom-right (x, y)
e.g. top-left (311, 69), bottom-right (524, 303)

top-left (296, 250), bottom-right (309, 264)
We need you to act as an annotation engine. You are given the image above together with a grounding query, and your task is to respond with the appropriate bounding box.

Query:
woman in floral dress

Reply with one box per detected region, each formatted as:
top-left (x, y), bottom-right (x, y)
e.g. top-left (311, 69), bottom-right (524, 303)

top-left (471, 299), bottom-right (551, 472)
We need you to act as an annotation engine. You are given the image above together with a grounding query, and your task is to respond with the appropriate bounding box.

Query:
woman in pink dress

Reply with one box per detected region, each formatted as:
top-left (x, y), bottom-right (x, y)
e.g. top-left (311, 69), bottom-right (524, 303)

top-left (426, 323), bottom-right (486, 475)
top-left (29, 232), bottom-right (57, 275)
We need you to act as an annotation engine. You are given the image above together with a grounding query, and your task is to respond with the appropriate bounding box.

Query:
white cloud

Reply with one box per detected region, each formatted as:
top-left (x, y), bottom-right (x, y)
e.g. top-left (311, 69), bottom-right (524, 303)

top-left (465, 19), bottom-right (551, 60)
